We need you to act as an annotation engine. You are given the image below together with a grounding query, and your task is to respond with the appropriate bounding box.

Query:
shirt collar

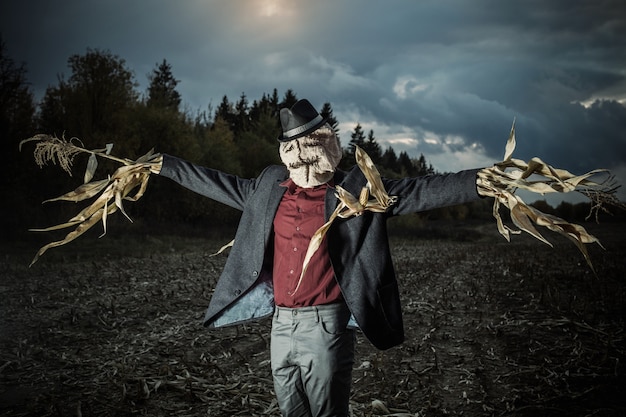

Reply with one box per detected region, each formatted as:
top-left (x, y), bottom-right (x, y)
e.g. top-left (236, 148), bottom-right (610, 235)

top-left (279, 177), bottom-right (335, 194)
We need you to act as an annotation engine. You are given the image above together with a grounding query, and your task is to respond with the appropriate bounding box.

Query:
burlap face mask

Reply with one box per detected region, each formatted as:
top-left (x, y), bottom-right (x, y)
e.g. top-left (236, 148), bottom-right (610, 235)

top-left (279, 124), bottom-right (342, 188)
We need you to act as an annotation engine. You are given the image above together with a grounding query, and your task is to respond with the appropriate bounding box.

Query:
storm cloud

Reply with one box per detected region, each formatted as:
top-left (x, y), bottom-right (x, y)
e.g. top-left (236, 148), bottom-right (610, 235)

top-left (2, 0), bottom-right (625, 202)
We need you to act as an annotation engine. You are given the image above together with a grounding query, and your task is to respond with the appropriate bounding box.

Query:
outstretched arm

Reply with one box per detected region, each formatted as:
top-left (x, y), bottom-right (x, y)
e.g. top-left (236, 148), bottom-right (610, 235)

top-left (384, 168), bottom-right (483, 216)
top-left (157, 154), bottom-right (262, 211)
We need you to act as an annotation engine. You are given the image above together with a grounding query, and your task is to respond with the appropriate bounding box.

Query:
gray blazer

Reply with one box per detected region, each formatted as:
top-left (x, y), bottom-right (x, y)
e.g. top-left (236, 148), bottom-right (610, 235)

top-left (160, 154), bottom-right (482, 350)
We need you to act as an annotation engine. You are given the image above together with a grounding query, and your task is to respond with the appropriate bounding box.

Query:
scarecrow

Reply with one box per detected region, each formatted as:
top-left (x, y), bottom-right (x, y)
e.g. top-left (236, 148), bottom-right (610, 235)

top-left (21, 99), bottom-right (620, 417)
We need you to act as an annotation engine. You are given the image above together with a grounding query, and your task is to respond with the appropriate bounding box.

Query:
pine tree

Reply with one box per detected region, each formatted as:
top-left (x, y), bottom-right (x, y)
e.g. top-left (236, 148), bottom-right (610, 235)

top-left (381, 146), bottom-right (398, 172)
top-left (270, 88), bottom-right (280, 113)
top-left (147, 59), bottom-right (181, 111)
top-left (398, 151), bottom-right (414, 176)
top-left (343, 123), bottom-right (367, 167)
top-left (280, 89), bottom-right (298, 109)
top-left (234, 92), bottom-right (250, 133)
top-left (320, 102), bottom-right (339, 138)
top-left (415, 153), bottom-right (435, 176)
top-left (362, 129), bottom-right (382, 164)
top-left (215, 95), bottom-right (237, 133)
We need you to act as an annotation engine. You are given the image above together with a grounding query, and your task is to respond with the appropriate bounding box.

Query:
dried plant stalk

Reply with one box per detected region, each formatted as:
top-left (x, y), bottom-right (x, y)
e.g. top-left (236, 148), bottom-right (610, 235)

top-left (20, 134), bottom-right (127, 174)
top-left (580, 179), bottom-right (626, 222)
top-left (477, 121), bottom-right (622, 272)
top-left (20, 134), bottom-right (162, 266)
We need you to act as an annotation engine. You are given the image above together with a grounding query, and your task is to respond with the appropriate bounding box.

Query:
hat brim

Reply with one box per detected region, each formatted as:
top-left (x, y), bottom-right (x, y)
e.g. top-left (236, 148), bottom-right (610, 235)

top-left (278, 116), bottom-right (327, 142)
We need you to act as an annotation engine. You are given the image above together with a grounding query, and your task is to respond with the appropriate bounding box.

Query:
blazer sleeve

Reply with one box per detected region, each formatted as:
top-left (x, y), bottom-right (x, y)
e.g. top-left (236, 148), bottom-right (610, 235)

top-left (158, 153), bottom-right (257, 211)
top-left (383, 168), bottom-right (483, 216)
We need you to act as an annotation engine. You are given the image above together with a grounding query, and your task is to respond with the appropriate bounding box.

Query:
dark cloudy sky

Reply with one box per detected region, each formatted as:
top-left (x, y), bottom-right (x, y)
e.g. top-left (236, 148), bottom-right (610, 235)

top-left (2, 0), bottom-right (625, 203)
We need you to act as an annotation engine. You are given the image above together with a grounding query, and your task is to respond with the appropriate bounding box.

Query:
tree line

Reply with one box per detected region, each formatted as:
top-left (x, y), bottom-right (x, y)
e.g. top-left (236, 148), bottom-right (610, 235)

top-left (1, 41), bottom-right (617, 239)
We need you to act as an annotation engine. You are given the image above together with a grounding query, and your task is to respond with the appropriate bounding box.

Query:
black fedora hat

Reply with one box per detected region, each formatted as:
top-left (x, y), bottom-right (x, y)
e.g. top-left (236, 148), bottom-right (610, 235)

top-left (278, 99), bottom-right (327, 142)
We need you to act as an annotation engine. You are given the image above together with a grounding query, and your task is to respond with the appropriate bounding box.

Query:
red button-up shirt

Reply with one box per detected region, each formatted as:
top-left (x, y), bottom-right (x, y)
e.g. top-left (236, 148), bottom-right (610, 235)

top-left (272, 178), bottom-right (343, 307)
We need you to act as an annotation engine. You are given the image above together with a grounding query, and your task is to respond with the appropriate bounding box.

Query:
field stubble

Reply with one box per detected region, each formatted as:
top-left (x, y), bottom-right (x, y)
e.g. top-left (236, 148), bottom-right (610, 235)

top-left (0, 221), bottom-right (624, 416)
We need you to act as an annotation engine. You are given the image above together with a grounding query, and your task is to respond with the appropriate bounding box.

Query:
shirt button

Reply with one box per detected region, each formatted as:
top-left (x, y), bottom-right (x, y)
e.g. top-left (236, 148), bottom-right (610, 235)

top-left (296, 226), bottom-right (301, 231)
top-left (293, 247), bottom-right (297, 252)
top-left (289, 269), bottom-right (294, 274)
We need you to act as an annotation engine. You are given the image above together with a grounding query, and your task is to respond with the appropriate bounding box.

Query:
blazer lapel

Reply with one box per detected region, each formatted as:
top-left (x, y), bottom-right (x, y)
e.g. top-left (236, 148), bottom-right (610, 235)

top-left (325, 170), bottom-right (346, 221)
top-left (264, 175), bottom-right (288, 237)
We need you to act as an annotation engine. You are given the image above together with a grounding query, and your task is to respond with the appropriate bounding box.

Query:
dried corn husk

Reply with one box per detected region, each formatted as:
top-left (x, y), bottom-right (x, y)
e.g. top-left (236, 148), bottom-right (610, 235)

top-left (477, 121), bottom-right (619, 272)
top-left (20, 134), bottom-right (162, 266)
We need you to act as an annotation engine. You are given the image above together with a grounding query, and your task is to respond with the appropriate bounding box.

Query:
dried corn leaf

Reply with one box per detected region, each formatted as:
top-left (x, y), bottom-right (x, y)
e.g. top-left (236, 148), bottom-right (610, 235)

top-left (503, 119), bottom-right (517, 161)
top-left (357, 146), bottom-right (398, 208)
top-left (210, 239), bottom-right (235, 257)
top-left (509, 195), bottom-right (552, 246)
top-left (29, 220), bottom-right (83, 233)
top-left (84, 153), bottom-right (98, 183)
top-left (335, 185), bottom-right (366, 218)
top-left (43, 178), bottom-right (111, 204)
top-left (135, 147), bottom-right (157, 163)
top-left (22, 135), bottom-right (161, 266)
top-left (477, 120), bottom-right (615, 272)
top-left (29, 205), bottom-right (118, 266)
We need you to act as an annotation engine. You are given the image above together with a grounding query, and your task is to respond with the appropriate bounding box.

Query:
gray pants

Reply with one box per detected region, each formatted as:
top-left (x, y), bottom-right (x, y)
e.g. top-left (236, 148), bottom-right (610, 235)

top-left (270, 303), bottom-right (355, 417)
